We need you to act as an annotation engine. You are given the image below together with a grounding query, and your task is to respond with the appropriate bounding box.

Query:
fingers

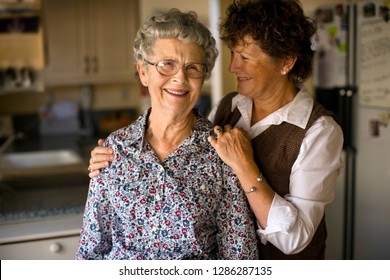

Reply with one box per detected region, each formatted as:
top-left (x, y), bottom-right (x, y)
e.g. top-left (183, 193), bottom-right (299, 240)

top-left (88, 169), bottom-right (101, 179)
top-left (209, 125), bottom-right (235, 145)
top-left (90, 146), bottom-right (114, 164)
top-left (97, 138), bottom-right (105, 146)
top-left (207, 134), bottom-right (216, 144)
top-left (214, 125), bottom-right (223, 137)
top-left (209, 125), bottom-right (224, 146)
top-left (91, 146), bottom-right (114, 157)
top-left (88, 140), bottom-right (113, 178)
top-left (224, 124), bottom-right (232, 131)
top-left (88, 160), bottom-right (109, 177)
top-left (213, 125), bottom-right (232, 136)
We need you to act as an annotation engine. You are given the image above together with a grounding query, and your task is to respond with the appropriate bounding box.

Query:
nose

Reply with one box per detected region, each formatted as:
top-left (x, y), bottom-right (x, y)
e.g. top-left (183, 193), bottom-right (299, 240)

top-left (172, 66), bottom-right (187, 84)
top-left (229, 53), bottom-right (240, 73)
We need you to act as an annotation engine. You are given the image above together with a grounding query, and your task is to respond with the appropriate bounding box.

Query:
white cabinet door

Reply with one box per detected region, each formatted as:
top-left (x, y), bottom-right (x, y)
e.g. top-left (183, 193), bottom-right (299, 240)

top-left (0, 235), bottom-right (80, 260)
top-left (44, 0), bottom-right (139, 86)
top-left (90, 0), bottom-right (139, 84)
top-left (44, 0), bottom-right (88, 85)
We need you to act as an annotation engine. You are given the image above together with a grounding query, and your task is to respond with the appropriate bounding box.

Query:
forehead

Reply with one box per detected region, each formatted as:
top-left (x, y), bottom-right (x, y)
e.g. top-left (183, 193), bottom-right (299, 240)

top-left (232, 37), bottom-right (262, 54)
top-left (232, 34), bottom-right (256, 48)
top-left (152, 38), bottom-right (204, 60)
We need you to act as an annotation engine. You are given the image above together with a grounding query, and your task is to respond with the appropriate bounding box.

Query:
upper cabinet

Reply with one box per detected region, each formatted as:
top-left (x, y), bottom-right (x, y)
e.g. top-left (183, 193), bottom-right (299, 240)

top-left (0, 0), bottom-right (44, 93)
top-left (43, 0), bottom-right (139, 86)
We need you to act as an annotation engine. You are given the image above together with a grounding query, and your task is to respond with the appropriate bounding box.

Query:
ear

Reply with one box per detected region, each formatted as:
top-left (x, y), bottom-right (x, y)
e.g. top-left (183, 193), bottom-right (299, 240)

top-left (136, 61), bottom-right (149, 87)
top-left (281, 55), bottom-right (297, 74)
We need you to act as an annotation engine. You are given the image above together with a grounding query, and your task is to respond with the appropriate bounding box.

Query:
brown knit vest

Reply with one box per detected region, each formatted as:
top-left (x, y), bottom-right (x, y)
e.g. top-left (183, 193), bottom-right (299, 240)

top-left (213, 92), bottom-right (333, 259)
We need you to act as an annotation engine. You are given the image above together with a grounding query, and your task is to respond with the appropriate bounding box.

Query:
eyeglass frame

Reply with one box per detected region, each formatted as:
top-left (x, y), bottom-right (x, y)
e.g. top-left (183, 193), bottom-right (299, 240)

top-left (143, 59), bottom-right (207, 79)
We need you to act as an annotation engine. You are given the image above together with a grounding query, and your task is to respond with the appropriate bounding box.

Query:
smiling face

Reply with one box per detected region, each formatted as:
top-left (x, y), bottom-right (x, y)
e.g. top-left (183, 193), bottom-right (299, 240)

top-left (137, 38), bottom-right (205, 118)
top-left (228, 35), bottom-right (290, 101)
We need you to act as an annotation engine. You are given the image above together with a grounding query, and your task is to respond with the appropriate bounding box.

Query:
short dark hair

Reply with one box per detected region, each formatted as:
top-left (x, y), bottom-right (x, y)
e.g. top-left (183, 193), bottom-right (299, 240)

top-left (220, 0), bottom-right (317, 84)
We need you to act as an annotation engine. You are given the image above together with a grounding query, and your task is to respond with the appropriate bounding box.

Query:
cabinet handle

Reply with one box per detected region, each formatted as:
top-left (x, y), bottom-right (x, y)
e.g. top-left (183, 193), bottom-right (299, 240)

top-left (85, 56), bottom-right (90, 74)
top-left (49, 242), bottom-right (62, 253)
top-left (93, 56), bottom-right (98, 73)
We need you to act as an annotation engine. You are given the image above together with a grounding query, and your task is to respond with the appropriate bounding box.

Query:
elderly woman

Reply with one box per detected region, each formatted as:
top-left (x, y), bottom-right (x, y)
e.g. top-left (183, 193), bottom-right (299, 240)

top-left (88, 0), bottom-right (344, 260)
top-left (76, 9), bottom-right (258, 260)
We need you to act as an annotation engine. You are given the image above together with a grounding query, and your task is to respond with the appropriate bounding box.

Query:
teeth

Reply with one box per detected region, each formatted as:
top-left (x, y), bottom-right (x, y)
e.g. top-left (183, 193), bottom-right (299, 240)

top-left (166, 89), bottom-right (188, 96)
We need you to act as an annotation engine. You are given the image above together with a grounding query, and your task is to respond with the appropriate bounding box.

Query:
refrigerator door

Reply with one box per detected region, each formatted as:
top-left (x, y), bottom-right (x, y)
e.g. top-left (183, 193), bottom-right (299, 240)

top-left (353, 0), bottom-right (390, 260)
top-left (312, 0), bottom-right (390, 260)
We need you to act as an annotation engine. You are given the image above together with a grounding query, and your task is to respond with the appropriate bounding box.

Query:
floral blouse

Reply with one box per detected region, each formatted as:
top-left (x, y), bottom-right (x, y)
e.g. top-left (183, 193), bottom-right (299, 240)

top-left (76, 109), bottom-right (258, 260)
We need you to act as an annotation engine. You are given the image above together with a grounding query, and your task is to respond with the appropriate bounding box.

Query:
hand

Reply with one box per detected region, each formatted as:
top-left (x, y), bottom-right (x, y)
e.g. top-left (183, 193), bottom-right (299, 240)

top-left (207, 125), bottom-right (255, 173)
top-left (88, 139), bottom-right (114, 178)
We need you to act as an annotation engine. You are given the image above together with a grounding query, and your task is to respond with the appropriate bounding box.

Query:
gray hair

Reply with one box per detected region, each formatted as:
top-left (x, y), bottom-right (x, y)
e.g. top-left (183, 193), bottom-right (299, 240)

top-left (133, 8), bottom-right (218, 80)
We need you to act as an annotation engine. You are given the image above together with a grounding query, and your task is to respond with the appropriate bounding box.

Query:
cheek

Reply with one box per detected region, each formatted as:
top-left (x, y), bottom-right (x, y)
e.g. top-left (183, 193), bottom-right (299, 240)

top-left (147, 74), bottom-right (166, 90)
top-left (191, 79), bottom-right (203, 91)
top-left (189, 81), bottom-right (203, 98)
top-left (254, 63), bottom-right (278, 81)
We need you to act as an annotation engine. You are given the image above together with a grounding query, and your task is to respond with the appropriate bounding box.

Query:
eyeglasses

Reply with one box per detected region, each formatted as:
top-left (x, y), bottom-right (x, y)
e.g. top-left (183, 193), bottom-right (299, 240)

top-left (144, 59), bottom-right (207, 79)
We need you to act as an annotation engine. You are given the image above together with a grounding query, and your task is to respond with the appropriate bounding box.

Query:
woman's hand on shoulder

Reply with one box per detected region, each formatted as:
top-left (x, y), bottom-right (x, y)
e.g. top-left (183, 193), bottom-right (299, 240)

top-left (207, 125), bottom-right (255, 173)
top-left (88, 139), bottom-right (114, 178)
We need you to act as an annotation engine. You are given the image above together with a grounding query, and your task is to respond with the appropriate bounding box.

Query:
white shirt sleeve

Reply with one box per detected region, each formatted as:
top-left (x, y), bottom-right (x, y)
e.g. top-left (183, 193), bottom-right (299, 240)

top-left (256, 115), bottom-right (344, 254)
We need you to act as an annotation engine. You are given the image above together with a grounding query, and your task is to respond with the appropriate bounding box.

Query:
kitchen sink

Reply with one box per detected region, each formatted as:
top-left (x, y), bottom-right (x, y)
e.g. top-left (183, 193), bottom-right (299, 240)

top-left (0, 149), bottom-right (87, 179)
top-left (1, 150), bottom-right (83, 168)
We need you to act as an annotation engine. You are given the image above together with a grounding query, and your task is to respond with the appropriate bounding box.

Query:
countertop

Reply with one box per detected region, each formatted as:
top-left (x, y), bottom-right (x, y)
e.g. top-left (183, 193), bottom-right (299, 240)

top-left (0, 134), bottom-right (95, 239)
top-left (0, 214), bottom-right (83, 244)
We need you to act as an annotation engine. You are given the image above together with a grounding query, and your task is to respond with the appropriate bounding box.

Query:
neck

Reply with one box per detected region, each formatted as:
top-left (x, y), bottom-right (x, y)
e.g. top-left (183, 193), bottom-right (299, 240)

top-left (251, 83), bottom-right (297, 125)
top-left (146, 110), bottom-right (196, 161)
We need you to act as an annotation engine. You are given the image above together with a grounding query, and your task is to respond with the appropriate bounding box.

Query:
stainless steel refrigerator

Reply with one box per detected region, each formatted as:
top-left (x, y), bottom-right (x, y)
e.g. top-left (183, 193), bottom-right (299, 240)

top-left (312, 0), bottom-right (390, 259)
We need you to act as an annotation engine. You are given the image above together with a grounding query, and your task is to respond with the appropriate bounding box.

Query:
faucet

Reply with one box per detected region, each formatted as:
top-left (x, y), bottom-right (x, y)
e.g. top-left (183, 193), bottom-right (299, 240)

top-left (0, 132), bottom-right (24, 155)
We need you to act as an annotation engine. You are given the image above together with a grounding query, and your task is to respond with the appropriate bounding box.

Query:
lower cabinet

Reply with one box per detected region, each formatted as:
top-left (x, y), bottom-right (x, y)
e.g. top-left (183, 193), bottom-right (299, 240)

top-left (0, 235), bottom-right (80, 260)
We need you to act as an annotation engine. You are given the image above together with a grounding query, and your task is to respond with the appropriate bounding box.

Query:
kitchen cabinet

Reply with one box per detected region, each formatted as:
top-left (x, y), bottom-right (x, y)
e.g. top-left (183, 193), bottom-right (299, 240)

top-left (0, 0), bottom-right (44, 93)
top-left (0, 155), bottom-right (89, 259)
top-left (43, 0), bottom-right (139, 86)
top-left (0, 215), bottom-right (83, 260)
top-left (0, 235), bottom-right (80, 260)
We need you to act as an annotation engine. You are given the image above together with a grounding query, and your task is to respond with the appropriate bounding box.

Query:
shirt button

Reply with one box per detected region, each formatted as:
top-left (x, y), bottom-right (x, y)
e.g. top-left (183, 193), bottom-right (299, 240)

top-left (155, 194), bottom-right (161, 200)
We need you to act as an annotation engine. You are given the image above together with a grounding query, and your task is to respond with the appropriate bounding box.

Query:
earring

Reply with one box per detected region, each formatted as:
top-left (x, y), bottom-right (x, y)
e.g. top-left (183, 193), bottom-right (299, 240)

top-left (281, 70), bottom-right (287, 75)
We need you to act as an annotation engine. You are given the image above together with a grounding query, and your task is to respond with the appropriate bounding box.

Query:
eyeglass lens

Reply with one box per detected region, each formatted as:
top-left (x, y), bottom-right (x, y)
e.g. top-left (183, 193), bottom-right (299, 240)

top-left (151, 60), bottom-right (206, 79)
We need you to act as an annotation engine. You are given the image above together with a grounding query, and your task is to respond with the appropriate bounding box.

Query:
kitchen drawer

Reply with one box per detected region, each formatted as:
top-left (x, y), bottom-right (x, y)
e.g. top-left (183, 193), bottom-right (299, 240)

top-left (0, 235), bottom-right (80, 260)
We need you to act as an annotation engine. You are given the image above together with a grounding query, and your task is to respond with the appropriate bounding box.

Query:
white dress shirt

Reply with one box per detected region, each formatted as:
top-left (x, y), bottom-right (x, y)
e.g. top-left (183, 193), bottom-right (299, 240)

top-left (208, 87), bottom-right (344, 254)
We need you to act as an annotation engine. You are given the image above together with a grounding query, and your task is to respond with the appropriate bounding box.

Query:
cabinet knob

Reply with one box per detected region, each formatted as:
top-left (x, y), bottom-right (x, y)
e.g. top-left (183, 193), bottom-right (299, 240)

top-left (93, 56), bottom-right (98, 73)
top-left (49, 242), bottom-right (62, 253)
top-left (85, 56), bottom-right (90, 74)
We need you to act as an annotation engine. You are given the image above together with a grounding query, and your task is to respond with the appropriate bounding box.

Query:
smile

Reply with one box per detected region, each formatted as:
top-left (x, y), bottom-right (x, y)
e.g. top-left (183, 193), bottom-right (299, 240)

top-left (237, 76), bottom-right (251, 81)
top-left (165, 89), bottom-right (189, 96)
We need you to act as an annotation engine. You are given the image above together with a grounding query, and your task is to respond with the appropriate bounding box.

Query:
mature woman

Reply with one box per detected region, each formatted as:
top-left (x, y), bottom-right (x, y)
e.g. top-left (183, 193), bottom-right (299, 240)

top-left (76, 9), bottom-right (258, 260)
top-left (88, 0), bottom-right (344, 260)
top-left (207, 0), bottom-right (344, 259)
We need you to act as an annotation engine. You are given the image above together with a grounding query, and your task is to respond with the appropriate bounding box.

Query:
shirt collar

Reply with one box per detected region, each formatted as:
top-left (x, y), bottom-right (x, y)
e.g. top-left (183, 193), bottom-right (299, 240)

top-left (118, 108), bottom-right (149, 158)
top-left (121, 108), bottom-right (212, 158)
top-left (232, 87), bottom-right (314, 129)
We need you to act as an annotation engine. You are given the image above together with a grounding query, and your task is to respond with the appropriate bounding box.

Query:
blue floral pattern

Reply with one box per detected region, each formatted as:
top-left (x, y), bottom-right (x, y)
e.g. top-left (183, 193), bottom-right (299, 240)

top-left (76, 109), bottom-right (258, 260)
